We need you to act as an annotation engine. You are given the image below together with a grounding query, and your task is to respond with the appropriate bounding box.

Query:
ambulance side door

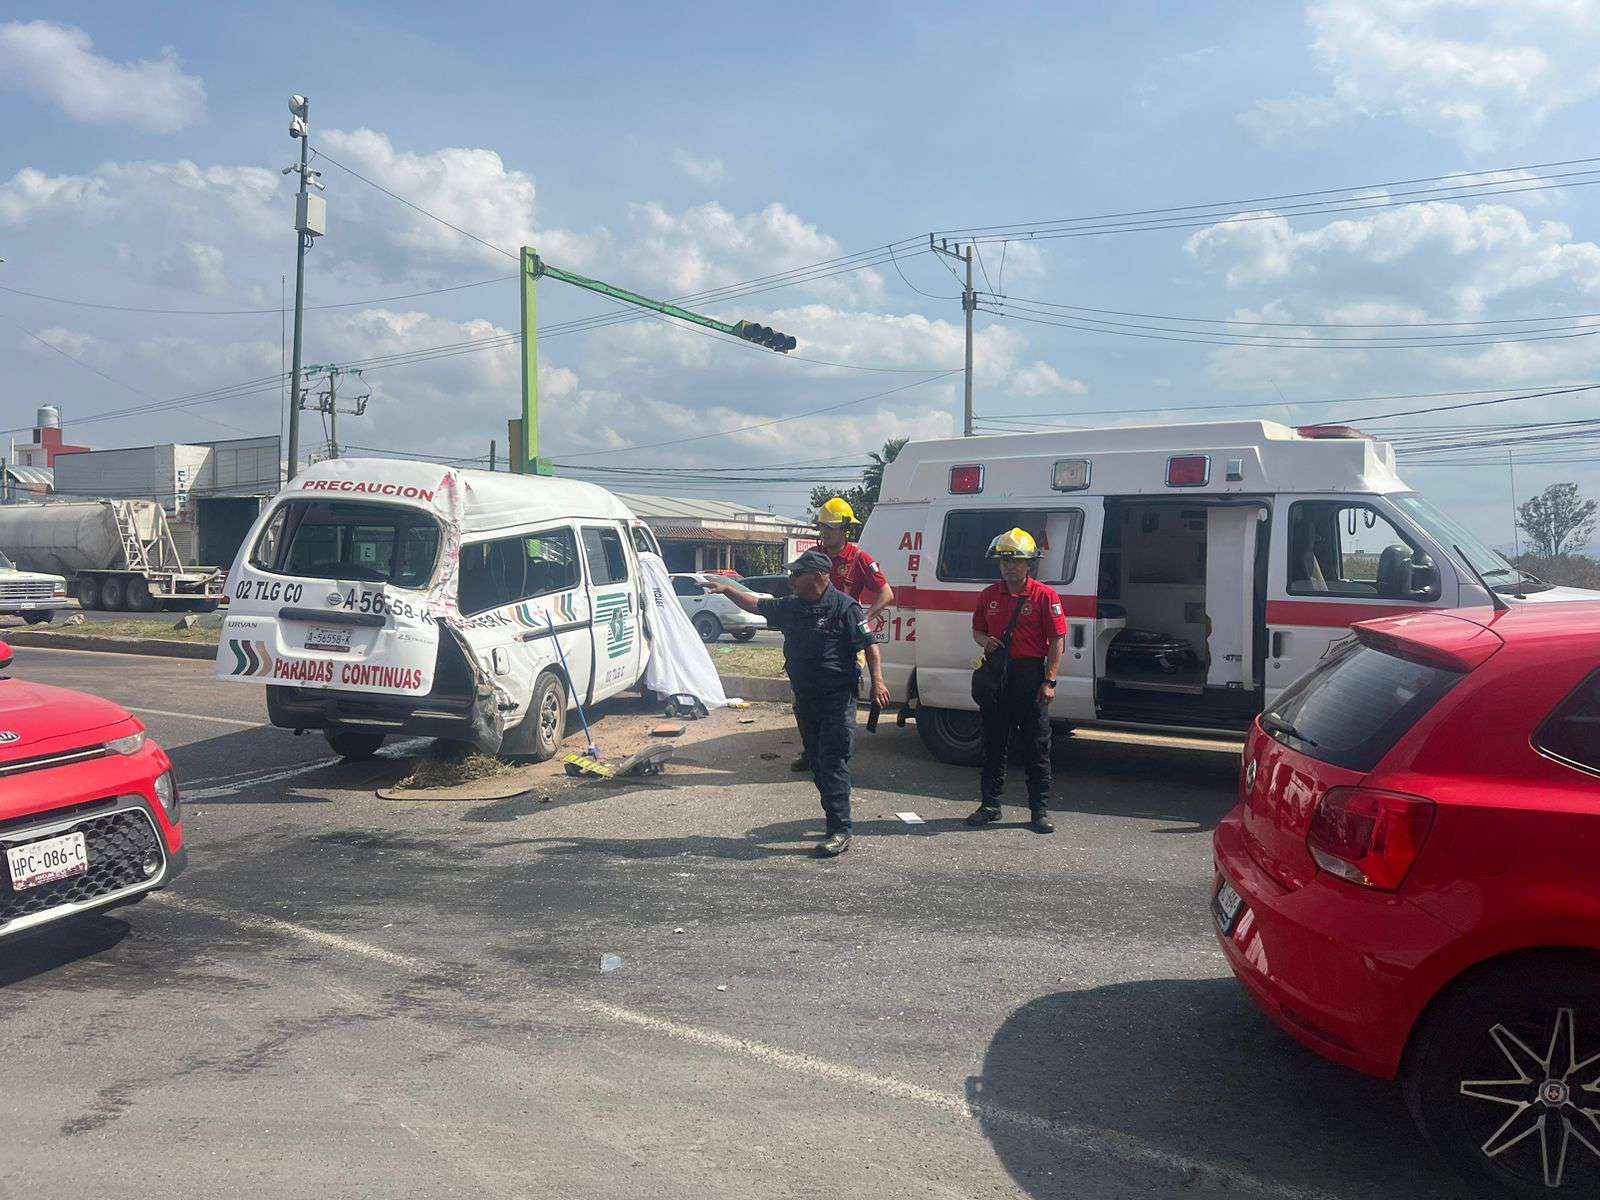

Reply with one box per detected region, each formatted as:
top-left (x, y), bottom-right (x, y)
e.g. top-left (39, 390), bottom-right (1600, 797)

top-left (580, 523), bottom-right (644, 701)
top-left (1265, 494), bottom-right (1462, 702)
top-left (914, 500), bottom-right (1101, 716)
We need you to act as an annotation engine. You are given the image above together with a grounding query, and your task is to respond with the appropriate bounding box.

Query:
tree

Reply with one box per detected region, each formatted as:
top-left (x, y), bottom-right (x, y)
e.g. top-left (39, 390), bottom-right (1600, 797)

top-left (808, 437), bottom-right (909, 526)
top-left (1516, 482), bottom-right (1599, 558)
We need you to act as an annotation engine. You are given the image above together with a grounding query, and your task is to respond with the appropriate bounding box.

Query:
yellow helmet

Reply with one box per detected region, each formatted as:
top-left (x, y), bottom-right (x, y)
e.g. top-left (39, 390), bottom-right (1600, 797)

top-left (817, 497), bottom-right (859, 528)
top-left (988, 528), bottom-right (1040, 559)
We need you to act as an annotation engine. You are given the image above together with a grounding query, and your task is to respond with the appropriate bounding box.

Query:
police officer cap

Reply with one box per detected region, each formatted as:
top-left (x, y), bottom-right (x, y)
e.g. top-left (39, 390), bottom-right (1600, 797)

top-left (787, 549), bottom-right (834, 576)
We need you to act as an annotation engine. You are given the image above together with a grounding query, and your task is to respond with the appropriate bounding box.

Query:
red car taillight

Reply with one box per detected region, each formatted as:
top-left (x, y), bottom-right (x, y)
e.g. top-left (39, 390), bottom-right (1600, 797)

top-left (1307, 787), bottom-right (1435, 891)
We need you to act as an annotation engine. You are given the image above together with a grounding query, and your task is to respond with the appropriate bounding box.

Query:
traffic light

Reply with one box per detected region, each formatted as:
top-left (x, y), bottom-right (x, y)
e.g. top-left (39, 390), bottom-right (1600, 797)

top-left (733, 320), bottom-right (797, 353)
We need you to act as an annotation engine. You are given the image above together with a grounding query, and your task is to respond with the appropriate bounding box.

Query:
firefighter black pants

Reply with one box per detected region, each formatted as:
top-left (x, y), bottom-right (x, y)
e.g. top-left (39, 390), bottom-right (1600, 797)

top-left (793, 685), bottom-right (856, 834)
top-left (979, 657), bottom-right (1052, 813)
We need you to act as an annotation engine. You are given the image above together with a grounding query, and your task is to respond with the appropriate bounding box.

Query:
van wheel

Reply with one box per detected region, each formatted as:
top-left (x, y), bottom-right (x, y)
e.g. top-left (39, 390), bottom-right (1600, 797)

top-left (325, 729), bottom-right (386, 761)
top-left (916, 706), bottom-right (984, 766)
top-left (693, 613), bottom-right (722, 643)
top-left (524, 671), bottom-right (567, 761)
top-left (126, 578), bottom-right (159, 612)
top-left (21, 612), bottom-right (52, 625)
top-left (731, 628), bottom-right (757, 643)
top-left (76, 578), bottom-right (101, 611)
top-left (99, 577), bottom-right (128, 611)
top-left (1403, 953), bottom-right (1600, 1197)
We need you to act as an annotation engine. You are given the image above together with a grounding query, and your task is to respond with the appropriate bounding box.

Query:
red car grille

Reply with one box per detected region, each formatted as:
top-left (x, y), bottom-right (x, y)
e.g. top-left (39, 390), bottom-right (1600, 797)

top-left (0, 807), bottom-right (165, 932)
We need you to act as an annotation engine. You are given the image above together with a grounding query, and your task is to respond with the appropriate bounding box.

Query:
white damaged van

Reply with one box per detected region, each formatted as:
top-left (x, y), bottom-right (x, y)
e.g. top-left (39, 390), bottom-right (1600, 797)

top-left (217, 458), bottom-right (658, 760)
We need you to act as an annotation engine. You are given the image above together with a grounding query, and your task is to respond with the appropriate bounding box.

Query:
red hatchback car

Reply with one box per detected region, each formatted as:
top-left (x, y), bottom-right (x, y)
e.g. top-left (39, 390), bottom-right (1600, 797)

top-left (0, 639), bottom-right (185, 940)
top-left (1213, 600), bottom-right (1600, 1197)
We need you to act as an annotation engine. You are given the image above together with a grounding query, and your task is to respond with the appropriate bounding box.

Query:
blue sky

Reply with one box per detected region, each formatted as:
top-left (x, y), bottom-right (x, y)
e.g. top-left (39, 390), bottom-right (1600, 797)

top-left (4, 1), bottom-right (1600, 547)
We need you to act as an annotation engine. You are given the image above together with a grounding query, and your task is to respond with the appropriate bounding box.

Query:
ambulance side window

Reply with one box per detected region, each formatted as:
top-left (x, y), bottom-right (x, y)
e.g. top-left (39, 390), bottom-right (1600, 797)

top-left (938, 509), bottom-right (1084, 584)
top-left (582, 527), bottom-right (630, 585)
top-left (1287, 502), bottom-right (1439, 601)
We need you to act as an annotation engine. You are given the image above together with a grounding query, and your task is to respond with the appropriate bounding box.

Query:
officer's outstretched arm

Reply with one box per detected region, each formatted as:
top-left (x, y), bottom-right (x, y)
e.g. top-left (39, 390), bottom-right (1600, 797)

top-left (703, 580), bottom-right (763, 614)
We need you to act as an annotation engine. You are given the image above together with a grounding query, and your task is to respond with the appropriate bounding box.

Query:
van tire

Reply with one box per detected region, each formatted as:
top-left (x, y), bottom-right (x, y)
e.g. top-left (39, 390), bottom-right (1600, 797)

top-left (524, 671), bottom-right (567, 762)
top-left (693, 613), bottom-right (722, 643)
top-left (916, 706), bottom-right (985, 766)
top-left (326, 729), bottom-right (386, 760)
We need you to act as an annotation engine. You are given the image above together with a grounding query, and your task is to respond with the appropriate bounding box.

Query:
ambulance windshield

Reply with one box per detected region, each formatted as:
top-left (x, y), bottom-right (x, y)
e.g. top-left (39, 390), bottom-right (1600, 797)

top-left (1390, 494), bottom-right (1536, 591)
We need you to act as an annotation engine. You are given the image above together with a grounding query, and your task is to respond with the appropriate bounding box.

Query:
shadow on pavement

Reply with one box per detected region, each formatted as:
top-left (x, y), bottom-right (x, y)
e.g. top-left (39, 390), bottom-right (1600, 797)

top-left (0, 913), bottom-right (131, 988)
top-left (973, 977), bottom-right (1453, 1199)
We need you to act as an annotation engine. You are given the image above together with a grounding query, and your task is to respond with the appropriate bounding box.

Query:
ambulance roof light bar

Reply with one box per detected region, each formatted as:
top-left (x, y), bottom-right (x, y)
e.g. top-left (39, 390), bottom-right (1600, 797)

top-left (1297, 424), bottom-right (1369, 440)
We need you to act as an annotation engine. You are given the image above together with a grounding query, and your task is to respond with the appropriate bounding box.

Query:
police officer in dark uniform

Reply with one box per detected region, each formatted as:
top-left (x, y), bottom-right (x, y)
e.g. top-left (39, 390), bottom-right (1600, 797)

top-left (705, 550), bottom-right (890, 858)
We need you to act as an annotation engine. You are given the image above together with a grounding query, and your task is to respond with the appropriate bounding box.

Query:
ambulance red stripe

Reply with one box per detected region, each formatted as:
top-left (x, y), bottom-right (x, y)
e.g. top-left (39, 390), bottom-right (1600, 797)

top-left (897, 585), bottom-right (1097, 618)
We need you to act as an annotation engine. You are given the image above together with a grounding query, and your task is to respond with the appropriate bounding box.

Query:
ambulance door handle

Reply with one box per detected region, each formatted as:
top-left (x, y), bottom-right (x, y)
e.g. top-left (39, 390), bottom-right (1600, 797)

top-left (1071, 625), bottom-right (1085, 650)
top-left (1271, 631), bottom-right (1285, 658)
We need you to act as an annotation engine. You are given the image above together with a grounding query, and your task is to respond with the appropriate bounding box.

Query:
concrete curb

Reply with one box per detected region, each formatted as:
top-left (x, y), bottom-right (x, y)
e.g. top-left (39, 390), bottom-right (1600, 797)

top-left (1, 631), bottom-right (216, 660)
top-left (2, 633), bottom-right (793, 699)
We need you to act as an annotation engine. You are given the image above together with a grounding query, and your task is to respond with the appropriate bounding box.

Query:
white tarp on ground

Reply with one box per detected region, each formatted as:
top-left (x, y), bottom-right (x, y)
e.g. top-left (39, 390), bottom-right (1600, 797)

top-left (638, 551), bottom-right (728, 708)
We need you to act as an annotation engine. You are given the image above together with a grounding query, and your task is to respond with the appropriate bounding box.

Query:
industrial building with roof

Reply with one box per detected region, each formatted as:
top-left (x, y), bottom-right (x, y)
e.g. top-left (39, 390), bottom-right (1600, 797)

top-left (614, 493), bottom-right (812, 574)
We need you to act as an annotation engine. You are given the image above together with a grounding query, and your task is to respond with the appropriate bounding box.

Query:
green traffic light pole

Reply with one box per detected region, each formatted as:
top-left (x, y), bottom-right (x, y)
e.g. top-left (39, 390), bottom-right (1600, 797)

top-left (517, 246), bottom-right (795, 475)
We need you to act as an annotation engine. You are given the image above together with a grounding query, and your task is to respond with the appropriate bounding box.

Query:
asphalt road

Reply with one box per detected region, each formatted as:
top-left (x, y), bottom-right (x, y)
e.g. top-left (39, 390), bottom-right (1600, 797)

top-left (0, 647), bottom-right (1460, 1200)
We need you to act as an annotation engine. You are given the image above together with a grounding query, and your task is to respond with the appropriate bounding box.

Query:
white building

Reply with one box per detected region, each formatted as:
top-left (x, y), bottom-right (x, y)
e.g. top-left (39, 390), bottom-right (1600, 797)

top-left (616, 493), bottom-right (812, 574)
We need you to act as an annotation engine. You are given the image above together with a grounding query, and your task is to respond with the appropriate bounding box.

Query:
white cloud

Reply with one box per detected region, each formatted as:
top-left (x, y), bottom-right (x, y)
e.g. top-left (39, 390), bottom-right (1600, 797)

top-left (1238, 94), bottom-right (1345, 143)
top-left (0, 21), bottom-right (205, 131)
top-left (21, 327), bottom-right (97, 357)
top-left (1011, 362), bottom-right (1088, 398)
top-left (672, 149), bottom-right (726, 186)
top-left (624, 201), bottom-right (883, 305)
top-left (1245, 0), bottom-right (1600, 150)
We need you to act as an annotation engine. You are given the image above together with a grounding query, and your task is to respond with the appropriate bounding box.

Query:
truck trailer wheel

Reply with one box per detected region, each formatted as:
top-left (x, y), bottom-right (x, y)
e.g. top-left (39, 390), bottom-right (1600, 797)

top-left (99, 576), bottom-right (127, 611)
top-left (915, 706), bottom-right (985, 766)
top-left (75, 578), bottom-right (101, 611)
top-left (126, 578), bottom-right (159, 612)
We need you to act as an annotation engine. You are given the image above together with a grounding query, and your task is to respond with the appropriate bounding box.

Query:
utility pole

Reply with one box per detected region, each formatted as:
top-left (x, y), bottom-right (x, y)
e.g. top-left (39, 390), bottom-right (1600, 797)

top-left (930, 236), bottom-right (976, 436)
top-left (301, 364), bottom-right (369, 461)
top-left (283, 95), bottom-right (325, 480)
top-left (516, 248), bottom-right (798, 475)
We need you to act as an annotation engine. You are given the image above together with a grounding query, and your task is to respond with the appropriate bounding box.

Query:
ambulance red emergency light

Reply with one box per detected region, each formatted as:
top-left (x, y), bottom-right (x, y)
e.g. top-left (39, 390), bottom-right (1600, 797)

top-left (856, 420), bottom-right (1598, 763)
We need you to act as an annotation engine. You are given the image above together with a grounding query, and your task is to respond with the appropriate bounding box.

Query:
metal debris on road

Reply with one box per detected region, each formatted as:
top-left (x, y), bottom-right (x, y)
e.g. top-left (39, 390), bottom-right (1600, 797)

top-left (895, 812), bottom-right (925, 825)
top-left (600, 953), bottom-right (623, 973)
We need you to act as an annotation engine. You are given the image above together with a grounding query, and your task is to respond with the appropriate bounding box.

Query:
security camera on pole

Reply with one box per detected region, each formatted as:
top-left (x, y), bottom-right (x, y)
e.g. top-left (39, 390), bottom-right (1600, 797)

top-left (283, 95), bottom-right (326, 481)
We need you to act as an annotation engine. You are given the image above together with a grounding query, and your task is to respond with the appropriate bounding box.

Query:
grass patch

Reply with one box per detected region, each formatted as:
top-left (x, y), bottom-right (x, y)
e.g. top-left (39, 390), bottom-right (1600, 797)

top-left (709, 643), bottom-right (785, 678)
top-left (22, 618), bottom-right (221, 644)
top-left (398, 752), bottom-right (517, 790)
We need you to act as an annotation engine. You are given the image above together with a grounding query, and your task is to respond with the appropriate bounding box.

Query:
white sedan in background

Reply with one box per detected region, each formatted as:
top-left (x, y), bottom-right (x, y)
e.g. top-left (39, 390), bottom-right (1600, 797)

top-left (670, 573), bottom-right (767, 643)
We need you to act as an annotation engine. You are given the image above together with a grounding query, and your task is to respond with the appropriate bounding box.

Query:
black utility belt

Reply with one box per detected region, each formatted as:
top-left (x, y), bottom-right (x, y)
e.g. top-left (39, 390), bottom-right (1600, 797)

top-left (1007, 656), bottom-right (1046, 665)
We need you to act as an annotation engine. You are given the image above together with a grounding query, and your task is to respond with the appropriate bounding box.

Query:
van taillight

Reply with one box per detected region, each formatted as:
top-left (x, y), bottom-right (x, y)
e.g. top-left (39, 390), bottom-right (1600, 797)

top-left (1165, 455), bottom-right (1209, 487)
top-left (948, 465), bottom-right (984, 494)
top-left (1307, 787), bottom-right (1434, 891)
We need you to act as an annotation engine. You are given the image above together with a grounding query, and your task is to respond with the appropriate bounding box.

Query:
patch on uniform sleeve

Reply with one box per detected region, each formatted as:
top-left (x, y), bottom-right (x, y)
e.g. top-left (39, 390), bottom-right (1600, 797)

top-left (857, 620), bottom-right (872, 638)
top-left (1052, 602), bottom-right (1062, 616)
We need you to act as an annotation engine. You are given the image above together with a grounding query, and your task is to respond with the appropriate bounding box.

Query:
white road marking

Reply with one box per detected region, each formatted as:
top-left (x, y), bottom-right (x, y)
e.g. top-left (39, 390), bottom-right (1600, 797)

top-left (129, 706), bottom-right (261, 729)
top-left (163, 895), bottom-right (1348, 1200)
top-left (153, 895), bottom-right (425, 970)
top-left (183, 736), bottom-right (429, 799)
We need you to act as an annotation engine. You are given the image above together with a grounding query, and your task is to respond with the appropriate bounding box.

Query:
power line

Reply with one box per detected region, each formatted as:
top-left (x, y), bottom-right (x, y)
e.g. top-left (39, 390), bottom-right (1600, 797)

top-left (0, 276), bottom-right (515, 316)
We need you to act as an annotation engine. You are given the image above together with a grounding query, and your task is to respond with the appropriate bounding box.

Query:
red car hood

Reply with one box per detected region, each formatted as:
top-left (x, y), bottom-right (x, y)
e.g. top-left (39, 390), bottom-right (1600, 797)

top-left (0, 679), bottom-right (136, 761)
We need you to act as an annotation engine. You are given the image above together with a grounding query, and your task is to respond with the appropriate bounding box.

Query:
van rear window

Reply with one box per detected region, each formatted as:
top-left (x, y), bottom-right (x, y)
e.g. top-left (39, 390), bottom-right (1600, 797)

top-left (252, 500), bottom-right (440, 588)
top-left (1262, 640), bottom-right (1464, 772)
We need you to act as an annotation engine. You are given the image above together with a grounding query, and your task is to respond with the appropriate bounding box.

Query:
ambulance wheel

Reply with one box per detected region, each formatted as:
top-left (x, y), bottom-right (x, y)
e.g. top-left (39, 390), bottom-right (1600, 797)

top-left (525, 671), bottom-right (567, 762)
top-left (99, 577), bottom-right (128, 611)
top-left (731, 629), bottom-right (757, 643)
top-left (916, 706), bottom-right (985, 766)
top-left (326, 729), bottom-right (386, 761)
top-left (693, 613), bottom-right (722, 643)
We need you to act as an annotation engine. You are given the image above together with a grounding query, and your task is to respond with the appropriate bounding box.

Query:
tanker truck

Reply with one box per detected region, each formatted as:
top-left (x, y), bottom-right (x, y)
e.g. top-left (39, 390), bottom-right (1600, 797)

top-left (0, 499), bottom-right (225, 612)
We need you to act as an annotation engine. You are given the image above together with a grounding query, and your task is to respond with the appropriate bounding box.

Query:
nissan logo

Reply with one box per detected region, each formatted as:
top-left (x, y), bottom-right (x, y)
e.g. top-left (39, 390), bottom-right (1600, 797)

top-left (326, 592), bottom-right (343, 606)
top-left (0, 731), bottom-right (18, 745)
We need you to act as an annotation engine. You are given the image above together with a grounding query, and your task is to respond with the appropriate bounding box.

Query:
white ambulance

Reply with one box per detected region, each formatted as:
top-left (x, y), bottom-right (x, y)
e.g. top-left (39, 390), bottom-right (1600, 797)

top-left (217, 458), bottom-right (659, 760)
top-left (859, 419), bottom-right (1596, 763)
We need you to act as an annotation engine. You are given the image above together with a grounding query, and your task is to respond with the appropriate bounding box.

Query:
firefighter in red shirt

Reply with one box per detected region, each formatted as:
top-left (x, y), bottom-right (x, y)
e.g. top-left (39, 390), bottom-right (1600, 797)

top-left (968, 528), bottom-right (1066, 834)
top-left (790, 497), bottom-right (896, 772)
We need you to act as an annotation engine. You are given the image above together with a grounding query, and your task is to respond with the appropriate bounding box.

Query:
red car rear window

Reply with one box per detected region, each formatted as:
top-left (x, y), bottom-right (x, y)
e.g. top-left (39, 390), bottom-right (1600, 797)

top-left (1263, 640), bottom-right (1465, 772)
top-left (1534, 669), bottom-right (1600, 779)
